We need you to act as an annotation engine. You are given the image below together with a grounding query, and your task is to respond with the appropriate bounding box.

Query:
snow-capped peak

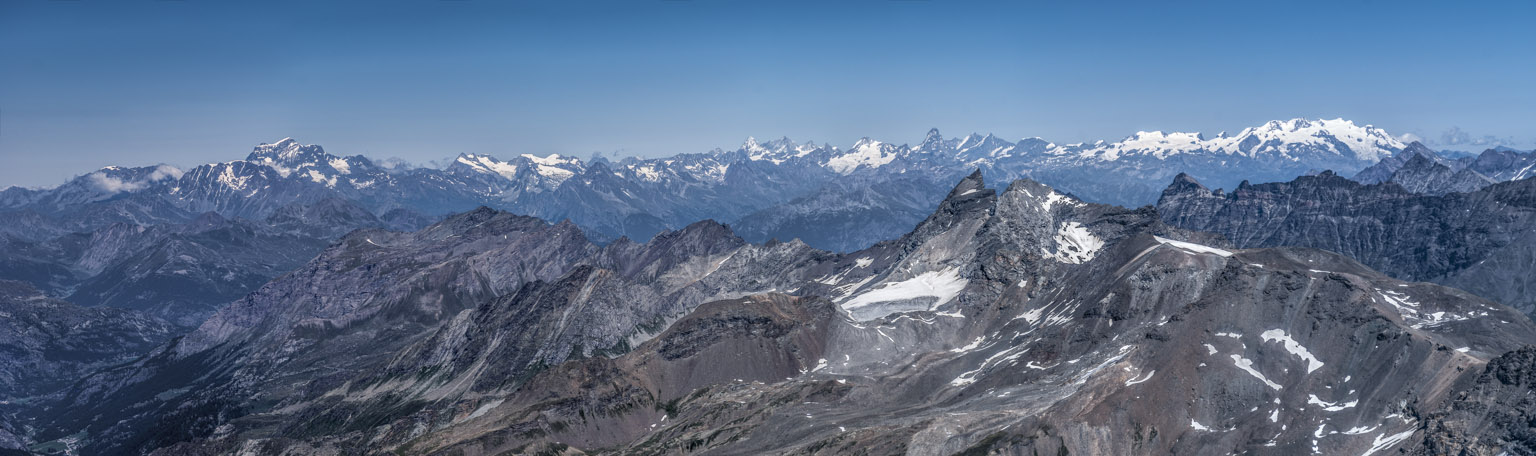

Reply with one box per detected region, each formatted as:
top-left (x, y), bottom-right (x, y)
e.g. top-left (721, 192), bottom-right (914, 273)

top-left (518, 153), bottom-right (582, 184)
top-left (919, 128), bottom-right (947, 151)
top-left (1222, 118), bottom-right (1403, 162)
top-left (259, 137), bottom-right (298, 150)
top-left (250, 138), bottom-right (304, 160)
top-left (245, 138), bottom-right (339, 178)
top-left (1065, 118), bottom-right (1404, 162)
top-left (826, 138), bottom-right (898, 175)
top-left (740, 136), bottom-right (815, 163)
top-left (519, 153), bottom-right (579, 167)
top-left (742, 136), bottom-right (763, 152)
top-left (81, 164), bottom-right (185, 194)
top-left (954, 133), bottom-right (1017, 161)
top-left (450, 152), bottom-right (582, 186)
top-left (454, 153), bottom-right (521, 180)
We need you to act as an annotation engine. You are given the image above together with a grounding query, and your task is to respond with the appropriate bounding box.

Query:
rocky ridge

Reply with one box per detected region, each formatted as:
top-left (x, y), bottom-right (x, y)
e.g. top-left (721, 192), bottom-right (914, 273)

top-left (1157, 172), bottom-right (1536, 319)
top-left (20, 172), bottom-right (1536, 455)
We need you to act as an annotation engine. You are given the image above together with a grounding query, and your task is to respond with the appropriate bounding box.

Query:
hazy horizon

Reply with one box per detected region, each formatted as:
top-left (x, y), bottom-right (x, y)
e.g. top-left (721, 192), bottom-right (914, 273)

top-left (3, 0), bottom-right (1533, 188)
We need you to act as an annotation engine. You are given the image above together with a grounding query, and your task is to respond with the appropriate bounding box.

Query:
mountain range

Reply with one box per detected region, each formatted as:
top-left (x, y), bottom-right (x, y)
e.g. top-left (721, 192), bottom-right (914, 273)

top-left (0, 117), bottom-right (1475, 325)
top-left (1351, 142), bottom-right (1536, 195)
top-left (0, 118), bottom-right (1453, 254)
top-left (12, 172), bottom-right (1536, 455)
top-left (11, 120), bottom-right (1533, 261)
top-left (3, 119), bottom-right (1536, 455)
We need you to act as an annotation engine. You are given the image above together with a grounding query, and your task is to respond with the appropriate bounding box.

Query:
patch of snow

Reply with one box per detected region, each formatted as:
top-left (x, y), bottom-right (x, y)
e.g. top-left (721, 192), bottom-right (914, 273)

top-left (520, 153), bottom-right (577, 167)
top-left (306, 169), bottom-right (338, 188)
top-left (827, 138), bottom-right (897, 174)
top-left (1043, 222), bottom-right (1104, 264)
top-left (951, 344), bottom-right (1032, 386)
top-left (840, 268), bottom-right (968, 319)
top-left (630, 164), bottom-right (662, 181)
top-left (1260, 329), bottom-right (1324, 373)
top-left (1039, 191), bottom-right (1075, 212)
top-left (1376, 289), bottom-right (1477, 329)
top-left (1018, 306), bottom-right (1045, 324)
top-left (1154, 236), bottom-right (1233, 257)
top-left (457, 154), bottom-right (521, 180)
top-left (1230, 354), bottom-right (1282, 390)
top-left (328, 158), bottom-right (351, 174)
top-left (218, 166), bottom-right (252, 191)
top-left (952, 337), bottom-right (985, 353)
top-left (1125, 370), bottom-right (1155, 385)
top-left (534, 165), bottom-right (575, 182)
top-left (465, 399), bottom-right (503, 421)
top-left (1362, 430), bottom-right (1416, 456)
top-left (1306, 394), bottom-right (1357, 411)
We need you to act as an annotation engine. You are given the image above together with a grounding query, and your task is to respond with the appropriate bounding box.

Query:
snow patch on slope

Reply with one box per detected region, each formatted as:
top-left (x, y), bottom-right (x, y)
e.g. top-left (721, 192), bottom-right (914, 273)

top-left (1260, 329), bottom-right (1324, 373)
top-left (1230, 354), bottom-right (1282, 390)
top-left (827, 139), bottom-right (897, 174)
top-left (1154, 236), bottom-right (1233, 257)
top-left (1043, 222), bottom-right (1103, 264)
top-left (840, 268), bottom-right (968, 320)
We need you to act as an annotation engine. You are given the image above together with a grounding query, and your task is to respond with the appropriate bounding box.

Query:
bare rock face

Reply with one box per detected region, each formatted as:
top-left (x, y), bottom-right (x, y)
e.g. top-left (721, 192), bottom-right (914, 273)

top-left (1354, 142), bottom-right (1534, 194)
top-left (24, 173), bottom-right (1536, 456)
top-left (0, 281), bottom-right (176, 400)
top-left (1413, 346), bottom-right (1536, 455)
top-left (1157, 172), bottom-right (1536, 319)
top-left (1386, 153), bottom-right (1496, 195)
top-left (0, 280), bottom-right (177, 453)
top-left (0, 197), bottom-right (429, 327)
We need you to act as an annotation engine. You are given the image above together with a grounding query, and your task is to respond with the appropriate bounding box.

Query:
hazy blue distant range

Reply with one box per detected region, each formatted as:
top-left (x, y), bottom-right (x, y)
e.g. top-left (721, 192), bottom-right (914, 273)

top-left (6, 118), bottom-right (1471, 254)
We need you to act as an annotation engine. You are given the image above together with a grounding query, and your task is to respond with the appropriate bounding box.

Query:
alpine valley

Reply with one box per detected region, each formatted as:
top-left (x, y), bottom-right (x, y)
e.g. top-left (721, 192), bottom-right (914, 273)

top-left (3, 119), bottom-right (1536, 455)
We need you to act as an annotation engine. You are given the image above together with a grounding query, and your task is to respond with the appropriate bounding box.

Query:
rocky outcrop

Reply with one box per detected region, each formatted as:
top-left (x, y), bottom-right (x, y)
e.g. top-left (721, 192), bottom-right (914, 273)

top-left (1386, 153), bottom-right (1495, 195)
top-left (1157, 172), bottom-right (1536, 318)
top-left (0, 281), bottom-right (176, 400)
top-left (1353, 142), bottom-right (1534, 196)
top-left (1413, 346), bottom-right (1536, 455)
top-left (0, 280), bottom-right (176, 453)
top-left (0, 197), bottom-right (430, 327)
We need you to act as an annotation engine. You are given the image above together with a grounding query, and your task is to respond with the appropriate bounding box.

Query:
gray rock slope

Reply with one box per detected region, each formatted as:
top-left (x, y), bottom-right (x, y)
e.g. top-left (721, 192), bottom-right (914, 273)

top-left (0, 197), bottom-right (427, 327)
top-left (1354, 142), bottom-right (1534, 195)
top-left (0, 280), bottom-right (177, 454)
top-left (21, 171), bottom-right (1536, 455)
top-left (1157, 171), bottom-right (1536, 319)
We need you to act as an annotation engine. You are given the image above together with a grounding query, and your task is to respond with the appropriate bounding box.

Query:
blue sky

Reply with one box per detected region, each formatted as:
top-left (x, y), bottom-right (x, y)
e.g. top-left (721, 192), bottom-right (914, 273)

top-left (2, 0), bottom-right (1533, 188)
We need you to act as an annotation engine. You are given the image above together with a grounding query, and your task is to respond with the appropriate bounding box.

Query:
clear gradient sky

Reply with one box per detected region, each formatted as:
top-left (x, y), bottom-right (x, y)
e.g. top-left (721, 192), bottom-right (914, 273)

top-left (2, 0), bottom-right (1533, 188)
